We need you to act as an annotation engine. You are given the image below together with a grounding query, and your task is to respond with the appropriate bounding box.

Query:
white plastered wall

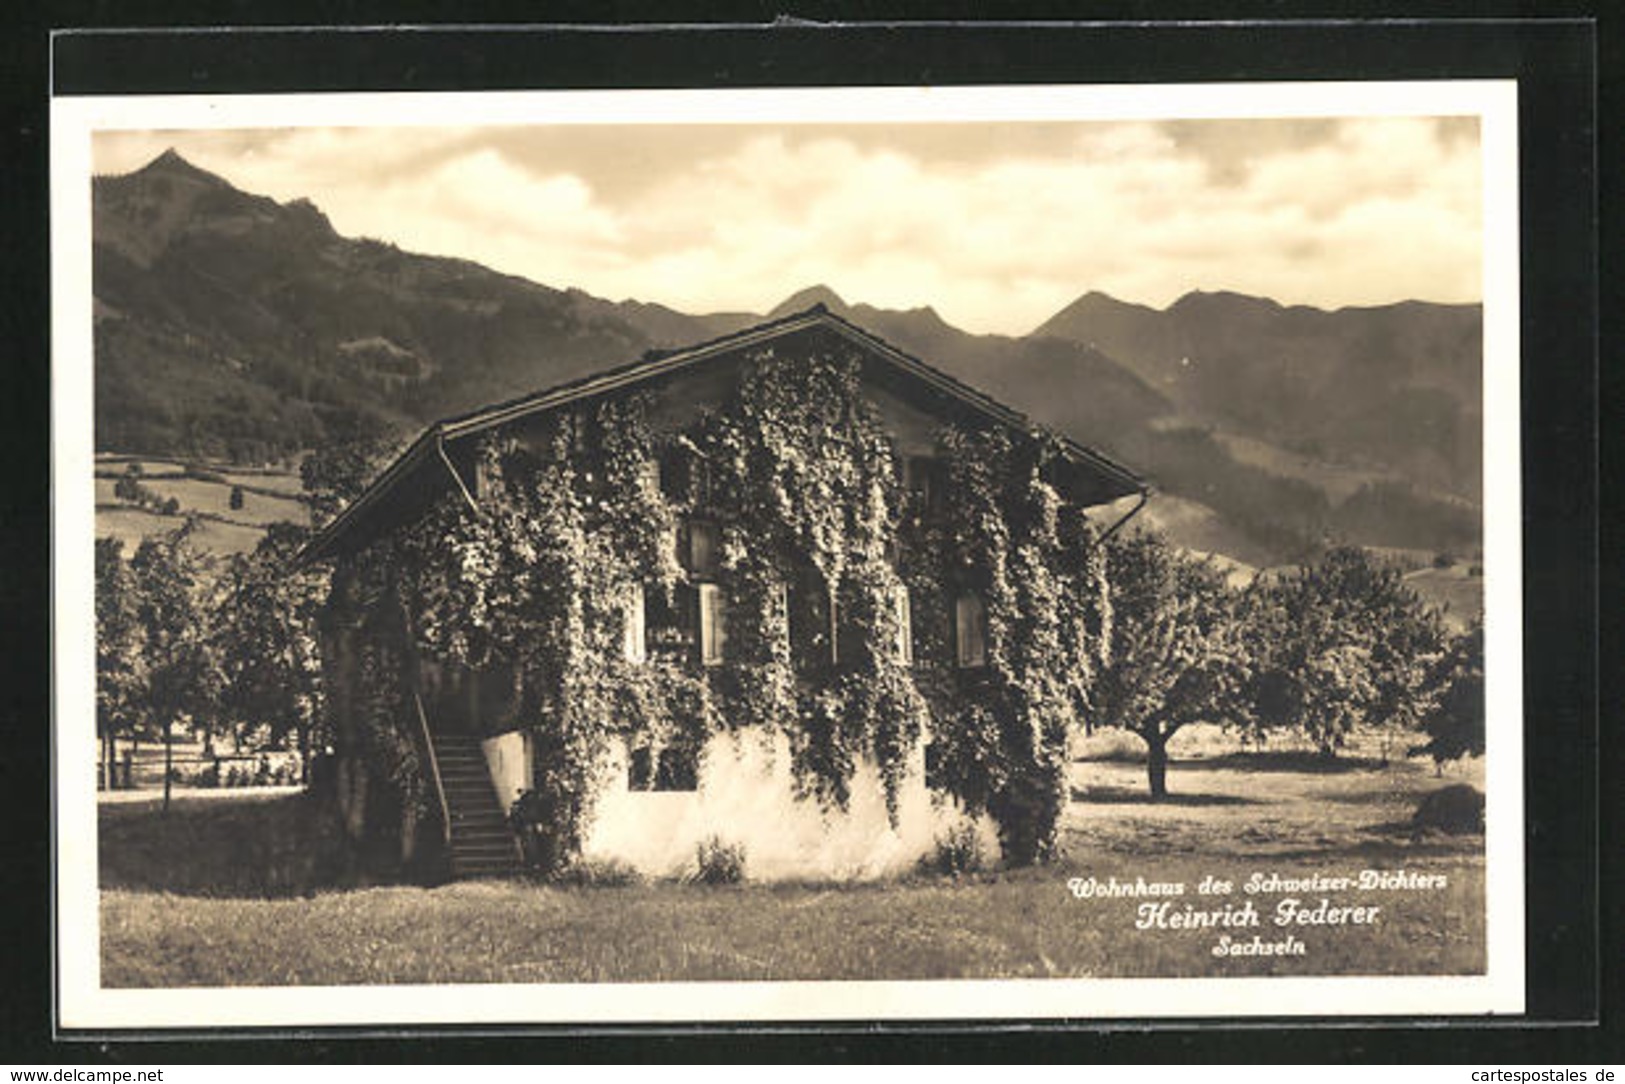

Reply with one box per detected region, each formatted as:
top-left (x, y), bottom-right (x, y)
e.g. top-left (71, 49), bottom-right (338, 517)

top-left (582, 726), bottom-right (999, 880)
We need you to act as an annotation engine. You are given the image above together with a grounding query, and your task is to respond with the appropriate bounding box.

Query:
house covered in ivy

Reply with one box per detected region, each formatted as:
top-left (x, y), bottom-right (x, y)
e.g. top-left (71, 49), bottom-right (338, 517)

top-left (301, 306), bottom-right (1147, 881)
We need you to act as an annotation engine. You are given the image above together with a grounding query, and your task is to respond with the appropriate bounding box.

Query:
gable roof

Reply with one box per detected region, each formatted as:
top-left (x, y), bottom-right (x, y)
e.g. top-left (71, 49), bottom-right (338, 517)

top-left (300, 305), bottom-right (1147, 563)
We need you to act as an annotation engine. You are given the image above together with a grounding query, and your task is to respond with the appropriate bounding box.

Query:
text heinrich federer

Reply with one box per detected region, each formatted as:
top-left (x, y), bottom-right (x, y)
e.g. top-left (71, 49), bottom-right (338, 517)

top-left (1066, 869), bottom-right (1450, 959)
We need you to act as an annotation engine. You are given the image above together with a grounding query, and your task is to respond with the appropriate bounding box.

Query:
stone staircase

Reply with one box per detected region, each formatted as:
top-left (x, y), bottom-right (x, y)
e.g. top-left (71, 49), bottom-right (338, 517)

top-left (429, 733), bottom-right (524, 880)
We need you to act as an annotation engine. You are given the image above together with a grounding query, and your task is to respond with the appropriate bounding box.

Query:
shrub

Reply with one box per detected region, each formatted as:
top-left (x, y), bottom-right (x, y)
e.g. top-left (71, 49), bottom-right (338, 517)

top-left (559, 857), bottom-right (645, 888)
top-left (923, 820), bottom-right (985, 877)
top-left (197, 760), bottom-right (221, 788)
top-left (1412, 783), bottom-right (1484, 834)
top-left (113, 474), bottom-right (156, 506)
top-left (509, 788), bottom-right (571, 877)
top-left (692, 835), bottom-right (746, 885)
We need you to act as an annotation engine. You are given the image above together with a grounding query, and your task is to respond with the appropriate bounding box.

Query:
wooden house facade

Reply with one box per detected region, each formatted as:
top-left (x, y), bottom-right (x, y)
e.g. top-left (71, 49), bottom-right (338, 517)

top-left (302, 306), bottom-right (1147, 880)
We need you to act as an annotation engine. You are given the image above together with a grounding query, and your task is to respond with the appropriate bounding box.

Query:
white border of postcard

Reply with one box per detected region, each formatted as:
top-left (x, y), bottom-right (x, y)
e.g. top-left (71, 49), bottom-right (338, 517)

top-left (51, 80), bottom-right (1524, 1028)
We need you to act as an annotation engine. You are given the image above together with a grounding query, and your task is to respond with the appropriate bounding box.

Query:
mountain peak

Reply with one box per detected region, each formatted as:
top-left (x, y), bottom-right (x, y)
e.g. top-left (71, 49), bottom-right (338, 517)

top-left (769, 284), bottom-right (848, 319)
top-left (1028, 288), bottom-right (1153, 339)
top-left (1168, 289), bottom-right (1285, 314)
top-left (134, 148), bottom-right (230, 188)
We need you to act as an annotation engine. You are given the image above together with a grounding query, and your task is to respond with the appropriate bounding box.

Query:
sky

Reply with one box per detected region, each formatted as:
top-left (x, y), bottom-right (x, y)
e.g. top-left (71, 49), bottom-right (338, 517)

top-left (93, 116), bottom-right (1482, 336)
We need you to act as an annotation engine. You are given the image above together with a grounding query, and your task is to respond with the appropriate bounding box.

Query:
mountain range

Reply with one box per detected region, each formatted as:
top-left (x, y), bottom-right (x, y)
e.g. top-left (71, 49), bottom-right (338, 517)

top-left (91, 150), bottom-right (1483, 566)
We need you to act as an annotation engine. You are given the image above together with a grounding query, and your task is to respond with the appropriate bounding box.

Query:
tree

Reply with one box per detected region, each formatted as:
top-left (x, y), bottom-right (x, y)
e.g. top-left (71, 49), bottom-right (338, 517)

top-left (1411, 621), bottom-right (1485, 770)
top-left (1093, 531), bottom-right (1250, 798)
top-left (114, 464), bottom-right (155, 507)
top-left (215, 522), bottom-right (326, 780)
top-left (130, 526), bottom-right (222, 810)
top-left (95, 538), bottom-right (145, 788)
top-left (301, 436), bottom-right (403, 528)
top-left (1246, 546), bottom-right (1445, 757)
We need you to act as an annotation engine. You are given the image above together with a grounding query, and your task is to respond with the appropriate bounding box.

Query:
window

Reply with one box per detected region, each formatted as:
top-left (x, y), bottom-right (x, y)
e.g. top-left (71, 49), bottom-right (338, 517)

top-left (834, 589), bottom-right (860, 668)
top-left (643, 586), bottom-right (692, 660)
top-left (955, 591), bottom-right (988, 668)
top-left (659, 445), bottom-right (689, 500)
top-left (788, 579), bottom-right (833, 673)
top-left (830, 582), bottom-right (912, 667)
top-left (622, 584), bottom-right (646, 664)
top-left (686, 519), bottom-right (719, 576)
top-left (903, 455), bottom-right (945, 515)
top-left (892, 583), bottom-right (914, 665)
top-left (640, 457), bottom-right (662, 494)
top-left (699, 583), bottom-right (729, 666)
top-left (661, 445), bottom-right (713, 505)
top-left (628, 743), bottom-right (699, 791)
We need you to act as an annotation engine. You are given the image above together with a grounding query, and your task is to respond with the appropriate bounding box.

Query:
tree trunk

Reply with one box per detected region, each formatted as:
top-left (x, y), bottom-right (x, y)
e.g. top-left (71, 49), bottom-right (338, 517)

top-left (400, 800), bottom-right (418, 865)
top-left (338, 757), bottom-right (369, 843)
top-left (162, 717), bottom-right (173, 813)
top-left (1146, 730), bottom-right (1169, 800)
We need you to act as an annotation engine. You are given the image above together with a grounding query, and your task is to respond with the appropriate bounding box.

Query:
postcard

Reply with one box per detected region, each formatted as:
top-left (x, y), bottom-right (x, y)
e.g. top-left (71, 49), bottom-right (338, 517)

top-left (53, 77), bottom-right (1523, 1029)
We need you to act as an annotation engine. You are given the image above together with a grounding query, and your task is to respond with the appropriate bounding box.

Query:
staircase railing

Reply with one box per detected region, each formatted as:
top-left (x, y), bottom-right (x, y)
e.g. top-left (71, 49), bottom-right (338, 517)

top-left (413, 693), bottom-right (453, 848)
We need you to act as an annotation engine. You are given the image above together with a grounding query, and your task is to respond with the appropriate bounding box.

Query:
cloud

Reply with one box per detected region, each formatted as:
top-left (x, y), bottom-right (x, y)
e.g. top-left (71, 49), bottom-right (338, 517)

top-left (92, 115), bottom-right (1482, 334)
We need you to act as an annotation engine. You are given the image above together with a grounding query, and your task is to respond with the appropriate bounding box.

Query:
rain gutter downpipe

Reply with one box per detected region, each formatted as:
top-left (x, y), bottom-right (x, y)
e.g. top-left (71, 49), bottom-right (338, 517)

top-left (1096, 486), bottom-right (1151, 548)
top-left (436, 429), bottom-right (481, 514)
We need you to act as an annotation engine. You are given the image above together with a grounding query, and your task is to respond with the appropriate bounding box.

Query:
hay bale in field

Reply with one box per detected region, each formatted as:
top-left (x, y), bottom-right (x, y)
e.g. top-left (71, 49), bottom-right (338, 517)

top-left (1412, 783), bottom-right (1484, 834)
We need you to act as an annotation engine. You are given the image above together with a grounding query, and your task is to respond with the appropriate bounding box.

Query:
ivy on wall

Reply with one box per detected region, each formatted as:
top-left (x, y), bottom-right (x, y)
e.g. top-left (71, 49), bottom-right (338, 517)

top-left (338, 345), bottom-right (1115, 871)
top-left (903, 427), bottom-right (1113, 864)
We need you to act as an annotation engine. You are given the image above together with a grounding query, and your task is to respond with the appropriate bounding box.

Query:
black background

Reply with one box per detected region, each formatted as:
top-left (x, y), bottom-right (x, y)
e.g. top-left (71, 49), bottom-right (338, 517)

top-left (3, 6), bottom-right (1611, 1065)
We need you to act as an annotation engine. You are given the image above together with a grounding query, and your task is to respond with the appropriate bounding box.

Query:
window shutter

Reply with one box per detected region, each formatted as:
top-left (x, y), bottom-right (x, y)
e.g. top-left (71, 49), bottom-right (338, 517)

top-left (623, 584), bottom-right (647, 664)
top-left (699, 583), bottom-right (729, 666)
top-left (893, 584), bottom-right (914, 665)
top-left (955, 592), bottom-right (987, 668)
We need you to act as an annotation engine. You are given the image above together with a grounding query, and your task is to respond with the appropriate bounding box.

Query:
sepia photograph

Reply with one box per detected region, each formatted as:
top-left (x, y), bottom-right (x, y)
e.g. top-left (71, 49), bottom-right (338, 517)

top-left (52, 80), bottom-right (1524, 1028)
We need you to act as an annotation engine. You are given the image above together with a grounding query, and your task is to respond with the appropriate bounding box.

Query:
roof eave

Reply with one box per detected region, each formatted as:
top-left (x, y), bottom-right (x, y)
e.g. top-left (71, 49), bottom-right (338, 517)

top-left (299, 307), bottom-right (1149, 562)
top-left (295, 428), bottom-right (441, 567)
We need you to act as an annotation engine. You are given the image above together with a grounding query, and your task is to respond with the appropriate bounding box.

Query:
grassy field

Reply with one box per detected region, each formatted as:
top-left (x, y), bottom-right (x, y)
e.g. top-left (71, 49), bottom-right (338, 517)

top-left (94, 454), bottom-right (308, 557)
top-left (219, 470), bottom-right (307, 497)
top-left (99, 742), bottom-right (1486, 987)
top-left (137, 476), bottom-right (308, 527)
top-left (1404, 564), bottom-right (1485, 631)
